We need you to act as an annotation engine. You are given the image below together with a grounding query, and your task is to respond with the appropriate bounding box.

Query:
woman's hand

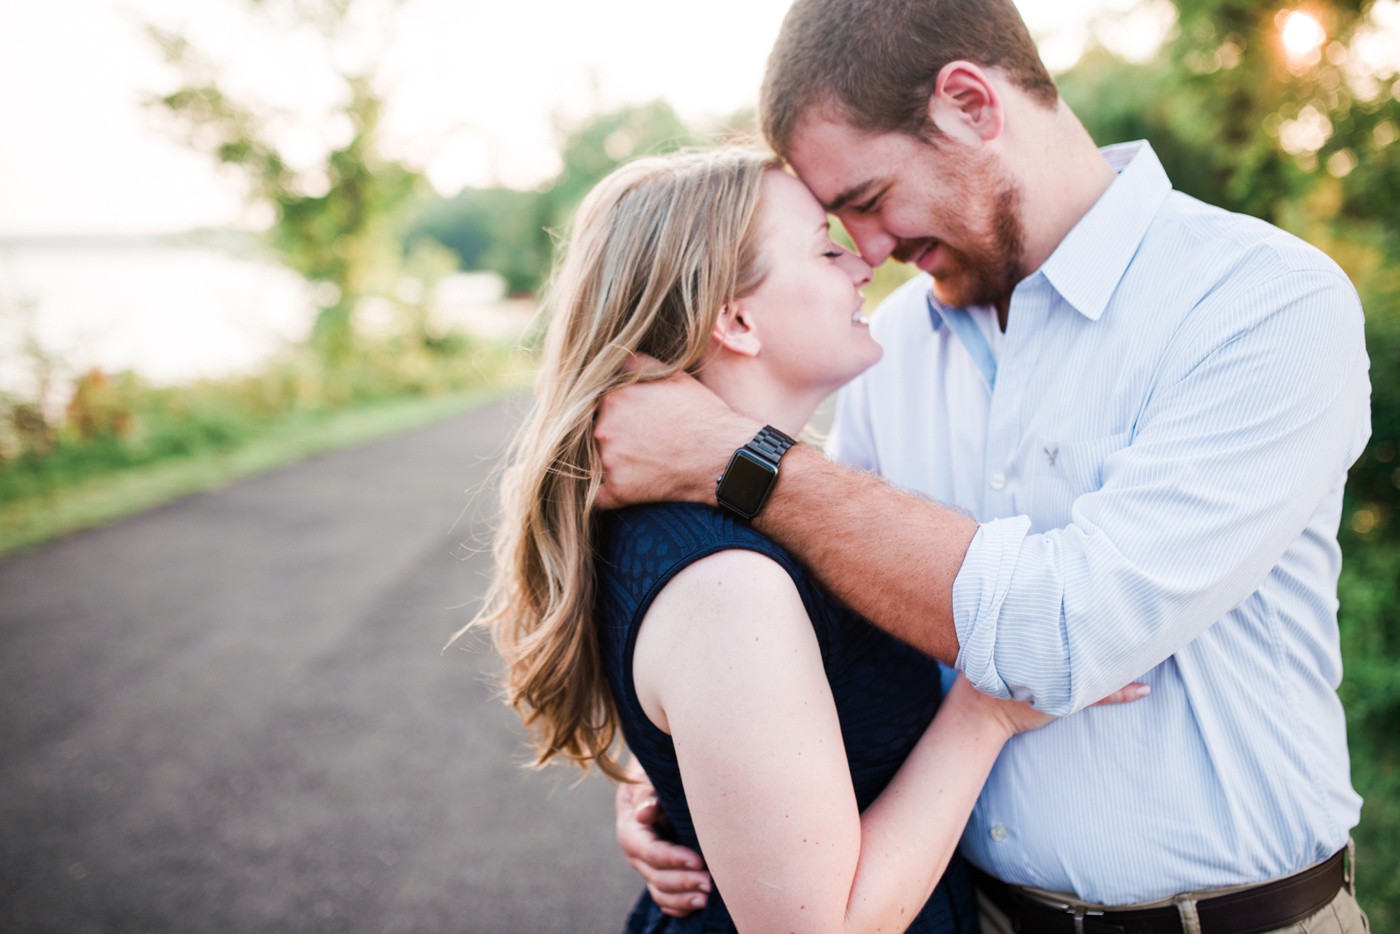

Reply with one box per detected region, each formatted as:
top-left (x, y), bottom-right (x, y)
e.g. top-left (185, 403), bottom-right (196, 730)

top-left (615, 770), bottom-right (711, 917)
top-left (949, 675), bottom-right (1151, 738)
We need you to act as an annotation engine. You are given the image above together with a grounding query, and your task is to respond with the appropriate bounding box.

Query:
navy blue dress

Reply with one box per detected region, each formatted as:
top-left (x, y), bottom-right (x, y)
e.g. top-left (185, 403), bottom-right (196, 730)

top-left (595, 502), bottom-right (978, 934)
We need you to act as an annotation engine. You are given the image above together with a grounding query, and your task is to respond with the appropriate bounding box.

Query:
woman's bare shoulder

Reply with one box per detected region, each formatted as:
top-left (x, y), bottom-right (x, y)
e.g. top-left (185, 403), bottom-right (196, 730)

top-left (642, 546), bottom-right (809, 654)
top-left (633, 546), bottom-right (816, 732)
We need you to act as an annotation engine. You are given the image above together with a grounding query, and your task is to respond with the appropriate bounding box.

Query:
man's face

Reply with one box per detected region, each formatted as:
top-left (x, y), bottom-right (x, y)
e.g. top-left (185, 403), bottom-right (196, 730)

top-left (787, 116), bottom-right (1027, 310)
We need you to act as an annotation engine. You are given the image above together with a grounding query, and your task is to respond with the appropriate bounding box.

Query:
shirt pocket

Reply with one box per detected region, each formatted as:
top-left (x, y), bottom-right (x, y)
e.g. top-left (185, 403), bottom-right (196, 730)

top-left (1030, 430), bottom-right (1133, 530)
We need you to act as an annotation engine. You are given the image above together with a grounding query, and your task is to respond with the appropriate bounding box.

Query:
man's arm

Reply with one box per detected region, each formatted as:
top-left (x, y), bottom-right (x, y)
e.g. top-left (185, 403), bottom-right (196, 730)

top-left (593, 375), bottom-right (975, 665)
top-left (760, 445), bottom-right (976, 663)
top-left (596, 269), bottom-right (1369, 712)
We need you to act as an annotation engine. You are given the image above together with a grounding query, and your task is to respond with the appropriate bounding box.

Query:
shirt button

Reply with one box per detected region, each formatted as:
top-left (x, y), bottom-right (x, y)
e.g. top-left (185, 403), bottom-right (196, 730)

top-left (989, 473), bottom-right (1006, 490)
top-left (990, 824), bottom-right (1008, 842)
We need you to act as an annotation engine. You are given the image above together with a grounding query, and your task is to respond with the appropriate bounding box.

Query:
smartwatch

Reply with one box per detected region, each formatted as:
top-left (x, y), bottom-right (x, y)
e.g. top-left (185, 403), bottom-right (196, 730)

top-left (715, 425), bottom-right (797, 520)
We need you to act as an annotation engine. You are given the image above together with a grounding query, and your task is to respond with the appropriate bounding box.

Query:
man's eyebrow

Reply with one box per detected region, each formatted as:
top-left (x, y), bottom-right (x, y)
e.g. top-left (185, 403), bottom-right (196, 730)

top-left (822, 180), bottom-right (879, 213)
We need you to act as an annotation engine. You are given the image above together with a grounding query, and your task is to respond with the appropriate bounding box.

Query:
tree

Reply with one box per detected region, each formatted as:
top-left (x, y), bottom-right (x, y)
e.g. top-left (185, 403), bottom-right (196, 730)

top-left (146, 0), bottom-right (427, 364)
top-left (410, 186), bottom-right (550, 297)
top-left (1062, 0), bottom-right (1399, 235)
top-left (540, 99), bottom-right (699, 228)
top-left (408, 100), bottom-right (710, 296)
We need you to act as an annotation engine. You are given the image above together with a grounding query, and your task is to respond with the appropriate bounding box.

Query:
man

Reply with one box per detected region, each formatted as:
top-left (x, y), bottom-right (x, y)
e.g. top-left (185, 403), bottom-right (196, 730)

top-left (595, 0), bottom-right (1371, 929)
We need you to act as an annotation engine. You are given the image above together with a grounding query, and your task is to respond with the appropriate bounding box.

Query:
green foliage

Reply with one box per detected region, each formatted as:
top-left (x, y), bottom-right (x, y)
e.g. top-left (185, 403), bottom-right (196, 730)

top-left (1335, 540), bottom-right (1400, 918)
top-left (540, 99), bottom-right (700, 230)
top-left (1336, 264), bottom-right (1400, 927)
top-left (0, 386), bottom-right (509, 558)
top-left (146, 1), bottom-right (430, 364)
top-left (0, 339), bottom-right (517, 509)
top-left (0, 287), bottom-right (62, 461)
top-left (411, 186), bottom-right (549, 296)
top-left (408, 100), bottom-right (726, 296)
top-left (1063, 1), bottom-right (1400, 231)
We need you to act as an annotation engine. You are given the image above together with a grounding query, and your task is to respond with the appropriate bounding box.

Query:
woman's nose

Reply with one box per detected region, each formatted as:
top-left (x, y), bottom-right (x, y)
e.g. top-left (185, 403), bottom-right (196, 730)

top-left (840, 248), bottom-right (874, 287)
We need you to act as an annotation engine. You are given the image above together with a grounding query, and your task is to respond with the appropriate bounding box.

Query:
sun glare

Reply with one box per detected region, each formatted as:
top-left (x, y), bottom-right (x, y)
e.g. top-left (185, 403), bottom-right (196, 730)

top-left (1281, 10), bottom-right (1327, 61)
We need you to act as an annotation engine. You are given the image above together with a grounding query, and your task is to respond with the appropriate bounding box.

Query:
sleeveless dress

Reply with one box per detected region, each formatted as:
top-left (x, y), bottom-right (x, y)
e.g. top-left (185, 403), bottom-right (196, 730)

top-left (595, 502), bottom-right (978, 934)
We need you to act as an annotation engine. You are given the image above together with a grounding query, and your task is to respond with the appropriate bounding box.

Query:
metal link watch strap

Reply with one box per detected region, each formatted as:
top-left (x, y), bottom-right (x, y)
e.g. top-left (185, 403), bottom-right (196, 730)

top-left (714, 425), bottom-right (800, 521)
top-left (744, 425), bottom-right (797, 468)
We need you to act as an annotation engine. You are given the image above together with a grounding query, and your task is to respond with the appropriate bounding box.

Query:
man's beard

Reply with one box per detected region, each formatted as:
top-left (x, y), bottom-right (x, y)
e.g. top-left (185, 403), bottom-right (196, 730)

top-left (894, 161), bottom-right (1027, 311)
top-left (932, 181), bottom-right (1025, 310)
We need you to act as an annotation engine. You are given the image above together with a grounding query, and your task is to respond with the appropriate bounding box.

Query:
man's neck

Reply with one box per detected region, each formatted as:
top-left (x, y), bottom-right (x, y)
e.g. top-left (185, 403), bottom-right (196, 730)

top-left (1007, 100), bottom-right (1119, 275)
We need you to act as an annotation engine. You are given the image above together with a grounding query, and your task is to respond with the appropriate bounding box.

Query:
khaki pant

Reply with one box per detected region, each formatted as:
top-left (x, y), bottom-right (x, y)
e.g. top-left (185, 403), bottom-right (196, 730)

top-left (977, 856), bottom-right (1369, 934)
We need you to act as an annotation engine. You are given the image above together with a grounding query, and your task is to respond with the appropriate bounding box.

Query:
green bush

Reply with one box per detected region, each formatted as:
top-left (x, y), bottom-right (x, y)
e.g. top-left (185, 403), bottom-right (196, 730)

top-left (1337, 297), bottom-right (1400, 928)
top-left (0, 337), bottom-right (517, 507)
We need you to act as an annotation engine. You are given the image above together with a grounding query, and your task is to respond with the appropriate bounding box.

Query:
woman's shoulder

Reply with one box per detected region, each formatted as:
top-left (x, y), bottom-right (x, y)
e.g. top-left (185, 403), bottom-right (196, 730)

top-left (595, 502), bottom-right (815, 634)
top-left (599, 502), bottom-right (792, 576)
top-left (604, 501), bottom-right (768, 546)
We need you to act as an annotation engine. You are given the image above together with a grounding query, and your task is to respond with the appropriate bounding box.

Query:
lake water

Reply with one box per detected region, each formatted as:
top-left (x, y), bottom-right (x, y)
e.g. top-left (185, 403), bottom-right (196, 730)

top-left (0, 240), bottom-right (527, 402)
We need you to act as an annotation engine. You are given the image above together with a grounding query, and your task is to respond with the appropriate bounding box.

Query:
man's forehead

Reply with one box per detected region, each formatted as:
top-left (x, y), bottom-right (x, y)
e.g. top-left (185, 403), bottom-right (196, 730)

top-left (787, 118), bottom-right (884, 211)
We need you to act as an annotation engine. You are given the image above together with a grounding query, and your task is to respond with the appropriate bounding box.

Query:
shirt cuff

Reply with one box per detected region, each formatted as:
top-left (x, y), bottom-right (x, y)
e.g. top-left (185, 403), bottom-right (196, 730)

top-left (952, 515), bottom-right (1032, 700)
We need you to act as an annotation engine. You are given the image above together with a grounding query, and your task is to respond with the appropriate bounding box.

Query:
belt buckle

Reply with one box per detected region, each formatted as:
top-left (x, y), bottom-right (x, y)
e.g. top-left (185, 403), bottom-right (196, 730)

top-left (1049, 900), bottom-right (1105, 934)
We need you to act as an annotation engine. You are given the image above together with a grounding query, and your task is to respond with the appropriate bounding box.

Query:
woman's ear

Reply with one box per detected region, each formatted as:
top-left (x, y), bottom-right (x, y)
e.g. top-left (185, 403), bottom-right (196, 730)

top-left (927, 61), bottom-right (1004, 147)
top-left (711, 300), bottom-right (762, 358)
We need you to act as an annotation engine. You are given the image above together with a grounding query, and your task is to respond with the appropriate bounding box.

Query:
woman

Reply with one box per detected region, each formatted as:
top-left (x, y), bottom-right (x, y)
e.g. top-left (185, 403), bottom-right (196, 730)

top-left (465, 149), bottom-right (1143, 933)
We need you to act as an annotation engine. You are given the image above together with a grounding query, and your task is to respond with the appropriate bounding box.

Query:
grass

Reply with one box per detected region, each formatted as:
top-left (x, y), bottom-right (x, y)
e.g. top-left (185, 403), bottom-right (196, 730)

top-left (0, 386), bottom-right (510, 557)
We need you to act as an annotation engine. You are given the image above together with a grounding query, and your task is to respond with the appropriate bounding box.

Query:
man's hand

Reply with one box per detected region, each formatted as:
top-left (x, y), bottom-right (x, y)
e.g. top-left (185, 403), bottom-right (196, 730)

top-left (615, 773), bottom-right (712, 916)
top-left (594, 360), bottom-right (760, 510)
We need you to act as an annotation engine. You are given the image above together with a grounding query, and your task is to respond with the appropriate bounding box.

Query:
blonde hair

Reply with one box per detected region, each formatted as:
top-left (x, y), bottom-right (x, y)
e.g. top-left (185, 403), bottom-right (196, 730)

top-left (463, 149), bottom-right (779, 780)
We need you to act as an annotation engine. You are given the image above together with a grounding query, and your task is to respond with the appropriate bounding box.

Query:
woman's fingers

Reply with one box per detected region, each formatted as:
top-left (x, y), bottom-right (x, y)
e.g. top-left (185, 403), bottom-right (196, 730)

top-left (616, 779), bottom-right (711, 916)
top-left (628, 834), bottom-right (711, 915)
top-left (616, 789), bottom-right (705, 870)
top-left (1091, 682), bottom-right (1151, 706)
top-left (633, 864), bottom-right (713, 915)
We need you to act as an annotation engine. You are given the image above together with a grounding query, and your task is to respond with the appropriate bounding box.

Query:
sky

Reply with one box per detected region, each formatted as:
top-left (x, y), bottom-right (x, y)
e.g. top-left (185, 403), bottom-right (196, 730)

top-left (0, 0), bottom-right (1171, 237)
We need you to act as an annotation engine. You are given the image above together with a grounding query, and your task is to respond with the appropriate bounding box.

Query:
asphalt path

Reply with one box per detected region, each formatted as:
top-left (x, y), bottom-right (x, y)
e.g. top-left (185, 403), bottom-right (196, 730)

top-left (0, 397), bottom-right (642, 933)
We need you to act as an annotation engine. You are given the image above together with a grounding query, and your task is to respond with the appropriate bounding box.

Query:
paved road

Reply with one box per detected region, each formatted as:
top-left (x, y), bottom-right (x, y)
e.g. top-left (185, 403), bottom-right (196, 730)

top-left (0, 398), bottom-right (641, 933)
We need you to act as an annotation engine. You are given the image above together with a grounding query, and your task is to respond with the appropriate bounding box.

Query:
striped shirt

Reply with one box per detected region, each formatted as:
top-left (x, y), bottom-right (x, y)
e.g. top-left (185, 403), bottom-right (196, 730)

top-left (827, 141), bottom-right (1369, 904)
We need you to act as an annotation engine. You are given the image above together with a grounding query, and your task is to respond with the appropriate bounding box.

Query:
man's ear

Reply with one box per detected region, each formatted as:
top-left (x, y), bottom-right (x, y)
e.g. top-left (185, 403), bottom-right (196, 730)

top-left (711, 301), bottom-right (762, 358)
top-left (927, 61), bottom-right (1004, 147)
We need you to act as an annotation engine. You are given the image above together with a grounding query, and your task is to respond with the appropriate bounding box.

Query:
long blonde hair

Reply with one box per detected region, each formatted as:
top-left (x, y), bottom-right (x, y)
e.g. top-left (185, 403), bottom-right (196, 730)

top-left (466, 149), bottom-right (779, 780)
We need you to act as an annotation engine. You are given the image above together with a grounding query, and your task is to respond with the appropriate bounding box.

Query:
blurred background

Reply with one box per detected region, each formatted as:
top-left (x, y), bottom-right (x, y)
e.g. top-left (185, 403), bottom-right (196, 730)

top-left (0, 0), bottom-right (1396, 927)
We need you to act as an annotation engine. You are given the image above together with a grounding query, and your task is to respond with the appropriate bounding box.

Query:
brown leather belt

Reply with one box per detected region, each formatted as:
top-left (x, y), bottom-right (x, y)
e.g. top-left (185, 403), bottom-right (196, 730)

top-left (970, 849), bottom-right (1345, 934)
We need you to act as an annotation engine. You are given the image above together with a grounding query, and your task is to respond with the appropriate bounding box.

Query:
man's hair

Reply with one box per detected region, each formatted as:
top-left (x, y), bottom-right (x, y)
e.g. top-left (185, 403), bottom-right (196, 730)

top-left (760, 0), bottom-right (1058, 156)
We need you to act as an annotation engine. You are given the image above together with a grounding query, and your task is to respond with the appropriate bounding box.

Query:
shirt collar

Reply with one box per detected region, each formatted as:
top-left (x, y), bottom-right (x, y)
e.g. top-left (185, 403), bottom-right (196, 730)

top-left (1037, 140), bottom-right (1173, 321)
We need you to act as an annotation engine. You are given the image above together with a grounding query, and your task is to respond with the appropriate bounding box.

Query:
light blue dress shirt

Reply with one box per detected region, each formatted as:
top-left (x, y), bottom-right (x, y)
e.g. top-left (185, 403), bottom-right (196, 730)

top-left (828, 142), bottom-right (1369, 904)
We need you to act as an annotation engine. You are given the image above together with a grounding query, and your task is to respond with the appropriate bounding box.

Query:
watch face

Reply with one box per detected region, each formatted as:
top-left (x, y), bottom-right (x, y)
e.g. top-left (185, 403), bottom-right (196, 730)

top-left (718, 449), bottom-right (776, 519)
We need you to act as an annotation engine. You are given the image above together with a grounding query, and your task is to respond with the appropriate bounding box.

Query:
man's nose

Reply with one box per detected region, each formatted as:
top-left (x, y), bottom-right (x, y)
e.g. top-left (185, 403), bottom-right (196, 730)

top-left (842, 217), bottom-right (896, 267)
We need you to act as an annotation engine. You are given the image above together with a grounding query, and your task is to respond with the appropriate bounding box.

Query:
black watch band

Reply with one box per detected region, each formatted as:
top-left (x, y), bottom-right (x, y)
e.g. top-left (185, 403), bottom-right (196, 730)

top-left (715, 425), bottom-right (798, 521)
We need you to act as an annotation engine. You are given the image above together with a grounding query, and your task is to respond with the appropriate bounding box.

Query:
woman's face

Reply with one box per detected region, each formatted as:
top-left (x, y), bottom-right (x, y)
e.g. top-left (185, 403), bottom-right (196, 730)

top-left (734, 170), bottom-right (881, 396)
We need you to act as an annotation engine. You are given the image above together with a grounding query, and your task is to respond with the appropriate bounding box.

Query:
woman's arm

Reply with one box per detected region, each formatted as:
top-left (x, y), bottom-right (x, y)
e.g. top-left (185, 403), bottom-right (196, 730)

top-left (632, 549), bottom-right (1014, 934)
